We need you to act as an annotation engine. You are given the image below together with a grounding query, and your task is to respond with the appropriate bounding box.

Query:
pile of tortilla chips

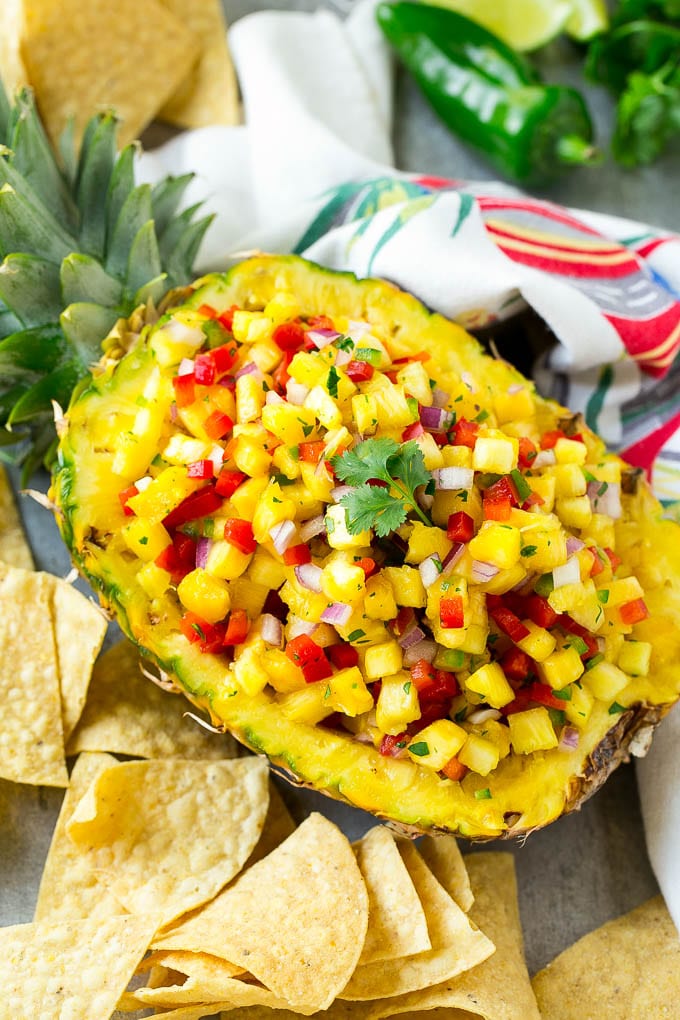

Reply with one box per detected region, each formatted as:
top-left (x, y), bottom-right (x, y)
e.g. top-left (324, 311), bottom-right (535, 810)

top-left (0, 0), bottom-right (239, 145)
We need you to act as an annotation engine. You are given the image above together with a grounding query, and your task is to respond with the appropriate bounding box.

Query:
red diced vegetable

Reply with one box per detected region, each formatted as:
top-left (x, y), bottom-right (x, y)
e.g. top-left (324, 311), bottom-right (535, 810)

top-left (215, 469), bottom-right (247, 498)
top-left (223, 518), bottom-right (256, 554)
top-left (440, 756), bottom-right (468, 781)
top-left (345, 360), bottom-right (374, 382)
top-left (211, 343), bottom-right (239, 375)
top-left (605, 547), bottom-right (622, 573)
top-left (518, 436), bottom-right (538, 469)
top-left (392, 606), bottom-right (416, 637)
top-left (286, 634), bottom-right (323, 665)
top-left (172, 373), bottom-right (196, 408)
top-left (393, 351), bottom-right (430, 364)
top-left (283, 544), bottom-right (311, 566)
top-left (402, 421), bottom-right (425, 441)
top-left (525, 594), bottom-right (559, 629)
top-left (328, 644), bottom-right (359, 669)
top-left (439, 595), bottom-right (465, 630)
top-left (155, 532), bottom-right (196, 582)
top-left (619, 598), bottom-right (649, 625)
top-left (180, 612), bottom-right (226, 654)
top-left (489, 606), bottom-right (530, 643)
top-left (204, 410), bottom-right (234, 440)
top-left (217, 305), bottom-right (239, 331)
top-left (540, 429), bottom-right (567, 449)
top-left (379, 732), bottom-right (408, 757)
top-left (307, 315), bottom-right (335, 331)
top-left (500, 687), bottom-right (534, 716)
top-left (452, 418), bottom-right (479, 449)
top-left (272, 321), bottom-right (306, 351)
top-left (528, 682), bottom-right (567, 710)
top-left (194, 353), bottom-right (216, 386)
top-left (163, 487), bottom-right (223, 529)
top-left (589, 548), bottom-right (606, 576)
top-left (187, 460), bottom-right (214, 479)
top-left (197, 304), bottom-right (218, 319)
top-left (118, 484), bottom-right (139, 516)
top-left (298, 441), bottom-right (325, 463)
top-left (223, 608), bottom-right (250, 646)
top-left (500, 647), bottom-right (533, 684)
top-left (447, 511), bottom-right (474, 543)
top-left (355, 557), bottom-right (377, 577)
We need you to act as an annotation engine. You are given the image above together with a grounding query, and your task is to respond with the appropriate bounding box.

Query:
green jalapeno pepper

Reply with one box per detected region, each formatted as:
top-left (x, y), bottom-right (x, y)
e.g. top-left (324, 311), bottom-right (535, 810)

top-left (377, 1), bottom-right (601, 186)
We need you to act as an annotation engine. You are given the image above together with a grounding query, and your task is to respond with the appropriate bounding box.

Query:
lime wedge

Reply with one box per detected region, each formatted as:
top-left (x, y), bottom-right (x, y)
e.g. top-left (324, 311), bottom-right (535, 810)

top-left (427, 0), bottom-right (573, 52)
top-left (565, 0), bottom-right (609, 40)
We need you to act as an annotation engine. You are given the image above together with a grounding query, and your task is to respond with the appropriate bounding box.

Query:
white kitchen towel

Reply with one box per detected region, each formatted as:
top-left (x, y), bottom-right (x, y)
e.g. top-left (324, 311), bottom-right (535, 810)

top-left (137, 0), bottom-right (680, 933)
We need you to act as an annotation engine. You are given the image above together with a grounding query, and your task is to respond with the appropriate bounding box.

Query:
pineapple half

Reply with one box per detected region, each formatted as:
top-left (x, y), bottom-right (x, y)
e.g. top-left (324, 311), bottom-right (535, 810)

top-left (52, 254), bottom-right (680, 839)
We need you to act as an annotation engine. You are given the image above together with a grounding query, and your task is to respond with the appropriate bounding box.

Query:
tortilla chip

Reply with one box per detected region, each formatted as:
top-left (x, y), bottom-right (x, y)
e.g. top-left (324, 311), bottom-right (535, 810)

top-left (340, 841), bottom-right (494, 1000)
top-left (134, 958), bottom-right (300, 1010)
top-left (418, 834), bottom-right (474, 912)
top-left (20, 0), bottom-right (201, 146)
top-left (0, 564), bottom-right (68, 786)
top-left (134, 1005), bottom-right (236, 1019)
top-left (45, 577), bottom-right (107, 741)
top-left (244, 780), bottom-right (297, 868)
top-left (66, 639), bottom-right (238, 760)
top-left (158, 0), bottom-right (239, 128)
top-left (354, 826), bottom-right (431, 965)
top-left (0, 913), bottom-right (156, 1018)
top-left (34, 751), bottom-right (124, 922)
top-left (0, 465), bottom-right (33, 570)
top-left (532, 895), bottom-right (680, 1020)
top-left (154, 813), bottom-right (369, 1013)
top-left (67, 756), bottom-right (269, 925)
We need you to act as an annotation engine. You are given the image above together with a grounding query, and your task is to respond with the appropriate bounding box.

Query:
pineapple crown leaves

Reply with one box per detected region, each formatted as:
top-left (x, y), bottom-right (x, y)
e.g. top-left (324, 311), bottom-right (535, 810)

top-left (0, 82), bottom-right (214, 479)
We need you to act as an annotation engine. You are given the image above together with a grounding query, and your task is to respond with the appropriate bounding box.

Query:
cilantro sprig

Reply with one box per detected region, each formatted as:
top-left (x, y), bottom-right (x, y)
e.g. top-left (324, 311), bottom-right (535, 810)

top-left (331, 437), bottom-right (433, 537)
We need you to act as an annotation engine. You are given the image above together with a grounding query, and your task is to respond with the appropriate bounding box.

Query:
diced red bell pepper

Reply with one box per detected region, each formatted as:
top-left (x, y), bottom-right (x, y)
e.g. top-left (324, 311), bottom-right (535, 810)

top-left (283, 544), bottom-right (311, 566)
top-left (298, 441), bottom-right (325, 464)
top-left (379, 732), bottom-right (409, 757)
top-left (605, 547), bottom-right (622, 573)
top-left (307, 314), bottom-right (335, 331)
top-left (414, 699), bottom-right (450, 728)
top-left (489, 606), bottom-right (530, 643)
top-left (447, 511), bottom-right (474, 544)
top-left (118, 484), bottom-right (139, 516)
top-left (328, 644), bottom-right (359, 669)
top-left (619, 598), bottom-right (649, 625)
top-left (187, 460), bottom-right (214, 479)
top-left (272, 321), bottom-right (306, 352)
top-left (518, 436), bottom-right (538, 469)
top-left (355, 557), bottom-right (377, 578)
top-left (172, 373), bottom-right (196, 408)
top-left (410, 659), bottom-right (437, 691)
top-left (302, 654), bottom-right (333, 684)
top-left (500, 687), bottom-right (534, 716)
top-left (344, 360), bottom-right (374, 382)
top-left (180, 612), bottom-right (227, 654)
top-left (440, 756), bottom-right (468, 781)
top-left (402, 421), bottom-right (425, 441)
top-left (194, 353), bottom-right (216, 386)
top-left (155, 533), bottom-right (197, 582)
top-left (285, 634), bottom-right (325, 666)
top-left (528, 682), bottom-right (567, 711)
top-left (483, 476), bottom-right (519, 522)
top-left (410, 660), bottom-right (460, 702)
top-left (204, 410), bottom-right (234, 441)
top-left (215, 305), bottom-right (239, 331)
top-left (211, 342), bottom-right (239, 376)
top-left (197, 303), bottom-right (218, 319)
top-left (215, 469), bottom-right (247, 498)
top-left (272, 350), bottom-right (294, 393)
top-left (522, 490), bottom-right (545, 510)
top-left (392, 351), bottom-right (431, 364)
top-left (440, 595), bottom-right (465, 630)
top-left (589, 548), bottom-right (606, 576)
top-left (452, 417), bottom-right (479, 449)
top-left (483, 495), bottom-right (512, 521)
top-left (392, 606), bottom-right (416, 637)
top-left (525, 594), bottom-right (559, 629)
top-left (540, 429), bottom-right (567, 449)
top-left (499, 647), bottom-right (533, 684)
top-left (223, 518), bottom-right (256, 555)
top-left (163, 486), bottom-right (223, 530)
top-left (223, 608), bottom-right (250, 646)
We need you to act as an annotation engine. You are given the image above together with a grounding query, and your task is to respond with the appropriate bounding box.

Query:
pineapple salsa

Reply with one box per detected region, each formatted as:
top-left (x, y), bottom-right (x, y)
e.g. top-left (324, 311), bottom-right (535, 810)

top-left (114, 289), bottom-right (653, 789)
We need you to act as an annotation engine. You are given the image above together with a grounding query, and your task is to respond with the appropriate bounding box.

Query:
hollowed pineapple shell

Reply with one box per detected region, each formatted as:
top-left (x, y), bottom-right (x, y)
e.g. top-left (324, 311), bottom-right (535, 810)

top-left (51, 255), bottom-right (680, 839)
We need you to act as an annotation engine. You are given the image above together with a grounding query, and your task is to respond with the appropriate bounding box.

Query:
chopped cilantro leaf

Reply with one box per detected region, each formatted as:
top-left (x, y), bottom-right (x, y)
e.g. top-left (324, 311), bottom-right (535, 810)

top-left (408, 741), bottom-right (430, 757)
top-left (474, 788), bottom-right (492, 800)
top-left (327, 366), bottom-right (340, 399)
top-left (608, 701), bottom-right (626, 715)
top-left (521, 545), bottom-right (538, 558)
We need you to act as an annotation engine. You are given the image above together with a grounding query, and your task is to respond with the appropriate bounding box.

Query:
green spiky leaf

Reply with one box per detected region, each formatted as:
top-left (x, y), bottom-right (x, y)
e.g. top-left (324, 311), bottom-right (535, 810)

top-left (60, 253), bottom-right (123, 307)
top-left (164, 213), bottom-right (214, 287)
top-left (106, 143), bottom-right (136, 245)
top-left (75, 113), bottom-right (118, 258)
top-left (0, 184), bottom-right (76, 263)
top-left (0, 254), bottom-right (62, 326)
top-left (7, 361), bottom-right (81, 425)
top-left (0, 325), bottom-right (68, 381)
top-left (107, 184), bottom-right (153, 278)
top-left (125, 219), bottom-right (162, 297)
top-left (151, 174), bottom-right (194, 237)
top-left (60, 303), bottom-right (119, 366)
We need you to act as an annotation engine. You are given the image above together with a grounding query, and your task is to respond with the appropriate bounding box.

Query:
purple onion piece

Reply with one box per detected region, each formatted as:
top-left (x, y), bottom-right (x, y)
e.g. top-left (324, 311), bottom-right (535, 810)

top-left (471, 559), bottom-right (500, 582)
top-left (558, 726), bottom-right (580, 751)
top-left (260, 613), bottom-right (283, 647)
top-left (308, 328), bottom-right (341, 349)
top-left (321, 602), bottom-right (353, 627)
top-left (566, 536), bottom-right (585, 556)
top-left (431, 387), bottom-right (450, 409)
top-left (299, 515), bottom-right (326, 542)
top-left (587, 480), bottom-right (622, 519)
top-left (234, 361), bottom-right (262, 380)
top-left (441, 543), bottom-right (465, 576)
top-left (399, 625), bottom-right (427, 649)
top-left (403, 639), bottom-right (438, 666)
top-left (269, 520), bottom-right (297, 555)
top-left (295, 563), bottom-right (323, 593)
top-left (195, 537), bottom-right (212, 570)
top-left (330, 485), bottom-right (354, 502)
top-left (287, 616), bottom-right (318, 639)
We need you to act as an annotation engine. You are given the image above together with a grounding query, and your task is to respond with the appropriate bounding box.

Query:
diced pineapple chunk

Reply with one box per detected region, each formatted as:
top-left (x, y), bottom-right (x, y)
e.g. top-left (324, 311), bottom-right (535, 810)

top-left (516, 621), bottom-right (557, 662)
top-left (205, 540), bottom-right (253, 580)
top-left (252, 483), bottom-right (296, 544)
top-left (364, 641), bottom-right (403, 680)
top-left (136, 561), bottom-right (171, 598)
top-left (305, 385), bottom-right (343, 429)
top-left (325, 505), bottom-right (371, 549)
top-left (406, 522), bottom-right (453, 565)
top-left (581, 513), bottom-right (616, 550)
top-left (537, 645), bottom-right (585, 690)
top-left (272, 443), bottom-right (301, 480)
top-left (464, 662), bottom-right (514, 708)
top-left (127, 467), bottom-right (198, 524)
top-left (277, 683), bottom-right (336, 725)
top-left (475, 719), bottom-right (511, 759)
top-left (375, 671), bottom-right (421, 735)
top-left (469, 522), bottom-right (521, 570)
top-left (177, 568), bottom-right (231, 624)
top-left (162, 435), bottom-right (213, 465)
top-left (407, 719), bottom-right (467, 770)
top-left (508, 707), bottom-right (558, 754)
top-left (288, 351), bottom-right (328, 388)
top-left (441, 445), bottom-right (473, 468)
top-left (602, 576), bottom-right (645, 607)
top-left (582, 660), bottom-right (630, 701)
top-left (617, 640), bottom-right (652, 677)
top-left (279, 581), bottom-right (328, 624)
top-left (236, 374), bottom-right (266, 423)
top-left (548, 581), bottom-right (589, 614)
top-left (248, 549), bottom-right (288, 589)
top-left (233, 640), bottom-right (270, 696)
top-left (564, 681), bottom-right (594, 727)
top-left (554, 437), bottom-right (587, 465)
top-left (472, 434), bottom-right (518, 474)
top-left (381, 566), bottom-right (426, 608)
top-left (326, 666), bottom-right (374, 717)
top-left (299, 462), bottom-right (335, 503)
top-left (519, 529), bottom-right (567, 572)
top-left (262, 648), bottom-right (306, 693)
top-left (352, 394), bottom-right (379, 435)
top-left (122, 519), bottom-right (171, 562)
top-left (231, 310), bottom-right (272, 345)
top-left (263, 291), bottom-right (300, 323)
top-left (551, 463), bottom-right (587, 497)
top-left (556, 495), bottom-right (592, 529)
top-left (230, 476), bottom-right (269, 518)
top-left (321, 559), bottom-right (366, 604)
top-left (458, 733), bottom-right (500, 776)
top-left (262, 403), bottom-right (316, 444)
top-left (229, 577), bottom-right (269, 617)
top-left (364, 574), bottom-right (398, 620)
top-left (526, 473), bottom-right (556, 512)
top-left (396, 361), bottom-right (434, 405)
top-left (494, 387), bottom-right (534, 424)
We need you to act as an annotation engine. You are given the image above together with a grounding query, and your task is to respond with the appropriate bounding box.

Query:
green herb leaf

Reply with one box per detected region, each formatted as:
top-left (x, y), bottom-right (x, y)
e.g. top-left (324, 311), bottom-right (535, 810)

top-left (597, 589), bottom-right (609, 604)
top-left (407, 740), bottom-right (430, 757)
top-left (521, 545), bottom-right (538, 558)
top-left (474, 788), bottom-right (492, 800)
top-left (327, 365), bottom-right (340, 399)
top-left (552, 687), bottom-right (572, 701)
top-left (608, 701), bottom-right (627, 714)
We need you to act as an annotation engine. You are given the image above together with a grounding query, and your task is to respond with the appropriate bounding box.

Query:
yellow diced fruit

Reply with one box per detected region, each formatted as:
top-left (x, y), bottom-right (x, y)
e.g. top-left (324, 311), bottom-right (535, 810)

top-left (262, 649), bottom-right (306, 693)
top-left (458, 623), bottom-right (489, 655)
top-left (617, 640), bottom-right (652, 677)
top-left (472, 435), bottom-right (518, 474)
top-left (582, 661), bottom-right (630, 701)
top-left (325, 505), bottom-right (371, 550)
top-left (236, 374), bottom-right (266, 424)
top-left (516, 621), bottom-right (557, 662)
top-left (233, 641), bottom-right (270, 696)
top-left (364, 640), bottom-right (403, 680)
top-left (554, 437), bottom-right (587, 465)
top-left (326, 666), bottom-right (374, 717)
top-left (464, 662), bottom-right (514, 709)
top-left (150, 312), bottom-right (205, 366)
top-left (177, 568), bottom-right (231, 624)
top-left (551, 463), bottom-right (587, 498)
top-left (556, 495), bottom-right (592, 530)
top-left (564, 681), bottom-right (594, 727)
top-left (457, 733), bottom-right (500, 776)
top-left (136, 561), bottom-right (171, 598)
top-left (518, 529), bottom-right (567, 572)
top-left (263, 292), bottom-right (300, 324)
top-left (229, 476), bottom-right (269, 518)
top-left (162, 435), bottom-right (213, 465)
top-left (364, 377), bottom-right (416, 428)
top-left (272, 443), bottom-right (301, 480)
top-left (363, 574), bottom-right (398, 621)
top-left (299, 461), bottom-right (335, 502)
top-left (582, 514), bottom-right (616, 550)
top-left (205, 540), bottom-right (252, 581)
top-left (431, 486), bottom-right (483, 530)
top-left (508, 707), bottom-right (558, 754)
top-left (397, 361), bottom-right (434, 405)
top-left (468, 523), bottom-right (521, 570)
top-left (261, 403), bottom-right (316, 444)
top-left (414, 432), bottom-right (445, 471)
top-left (248, 549), bottom-right (288, 589)
top-left (126, 467), bottom-right (198, 524)
top-left (526, 474), bottom-right (556, 513)
top-left (441, 445), bottom-right (472, 468)
top-left (352, 393), bottom-right (379, 435)
top-left (304, 385), bottom-right (343, 429)
top-left (406, 521), bottom-right (453, 565)
top-left (232, 438), bottom-right (272, 477)
top-left (229, 578), bottom-right (269, 618)
top-left (122, 518), bottom-right (172, 562)
top-left (375, 671), bottom-right (421, 735)
top-left (279, 582), bottom-right (328, 624)
top-left (321, 559), bottom-right (366, 604)
top-left (288, 351), bottom-right (328, 388)
top-left (248, 342), bottom-right (281, 373)
top-left (277, 683), bottom-right (336, 725)
top-left (231, 310), bottom-right (272, 345)
top-left (494, 386), bottom-right (534, 424)
top-left (537, 645), bottom-right (585, 690)
top-left (603, 576), bottom-right (645, 607)
top-left (407, 719), bottom-right (467, 770)
top-left (548, 582), bottom-right (589, 614)
top-left (480, 563), bottom-right (527, 596)
top-left (475, 719), bottom-right (511, 759)
top-left (252, 483), bottom-right (296, 544)
top-left (381, 566), bottom-right (426, 608)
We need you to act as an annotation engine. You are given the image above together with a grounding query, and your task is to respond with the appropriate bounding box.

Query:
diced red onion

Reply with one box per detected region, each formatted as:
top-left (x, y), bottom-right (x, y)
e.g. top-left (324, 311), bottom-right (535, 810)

top-left (260, 613), bottom-right (283, 647)
top-left (471, 560), bottom-right (500, 582)
top-left (432, 387), bottom-right (450, 408)
top-left (552, 557), bottom-right (581, 589)
top-left (178, 357), bottom-right (195, 376)
top-left (468, 708), bottom-right (502, 724)
top-left (287, 615), bottom-right (318, 638)
top-left (441, 542), bottom-right (466, 576)
top-left (558, 726), bottom-right (580, 751)
top-left (331, 485), bottom-right (354, 502)
top-left (195, 537), bottom-right (212, 569)
top-left (334, 347), bottom-right (353, 367)
top-left (587, 480), bottom-right (621, 519)
top-left (434, 467), bottom-right (474, 491)
top-left (532, 449), bottom-right (556, 468)
top-left (566, 536), bottom-right (585, 556)
top-left (321, 602), bottom-right (353, 626)
top-left (165, 318), bottom-right (204, 349)
top-left (403, 639), bottom-right (437, 666)
top-left (265, 390), bottom-right (284, 405)
top-left (295, 563), bottom-right (323, 593)
top-left (235, 361), bottom-right (261, 380)
top-left (269, 520), bottom-right (297, 555)
top-left (419, 554), bottom-right (443, 590)
top-left (399, 625), bottom-right (427, 649)
top-left (134, 475), bottom-right (153, 492)
top-left (286, 380), bottom-right (309, 405)
top-left (308, 328), bottom-right (341, 349)
top-left (419, 405), bottom-right (453, 432)
top-left (299, 515), bottom-right (326, 542)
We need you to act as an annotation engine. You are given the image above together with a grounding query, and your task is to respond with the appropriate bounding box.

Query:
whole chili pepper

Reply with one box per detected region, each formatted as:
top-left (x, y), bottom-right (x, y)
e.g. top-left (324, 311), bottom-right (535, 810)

top-left (376, 2), bottom-right (601, 186)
